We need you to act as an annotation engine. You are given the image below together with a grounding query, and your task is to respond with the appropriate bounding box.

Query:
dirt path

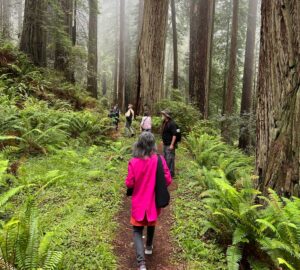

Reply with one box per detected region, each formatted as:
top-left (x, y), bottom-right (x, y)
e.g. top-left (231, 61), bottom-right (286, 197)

top-left (113, 182), bottom-right (186, 270)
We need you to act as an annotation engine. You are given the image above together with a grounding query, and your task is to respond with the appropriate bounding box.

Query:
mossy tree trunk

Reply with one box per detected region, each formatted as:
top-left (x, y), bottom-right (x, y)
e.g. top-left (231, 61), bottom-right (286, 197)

top-left (256, 0), bottom-right (300, 196)
top-left (54, 0), bottom-right (75, 83)
top-left (20, 0), bottom-right (47, 67)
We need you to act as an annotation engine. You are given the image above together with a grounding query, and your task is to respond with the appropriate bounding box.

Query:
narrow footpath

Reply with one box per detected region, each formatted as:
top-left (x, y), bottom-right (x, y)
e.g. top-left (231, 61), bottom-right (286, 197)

top-left (113, 183), bottom-right (185, 270)
top-left (112, 129), bottom-right (186, 270)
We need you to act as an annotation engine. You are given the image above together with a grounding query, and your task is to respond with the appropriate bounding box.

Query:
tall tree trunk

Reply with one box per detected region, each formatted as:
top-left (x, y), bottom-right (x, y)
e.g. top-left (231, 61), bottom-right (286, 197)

top-left (238, 0), bottom-right (258, 151)
top-left (124, 14), bottom-right (131, 108)
top-left (222, 3), bottom-right (231, 114)
top-left (87, 0), bottom-right (98, 98)
top-left (102, 72), bottom-right (107, 96)
top-left (256, 0), bottom-right (300, 196)
top-left (20, 0), bottom-right (47, 67)
top-left (0, 0), bottom-right (2, 36)
top-left (118, 0), bottom-right (125, 110)
top-left (136, 0), bottom-right (169, 114)
top-left (72, 0), bottom-right (76, 46)
top-left (133, 0), bottom-right (144, 108)
top-left (2, 0), bottom-right (10, 39)
top-left (113, 0), bottom-right (119, 106)
top-left (208, 0), bottom-right (216, 116)
top-left (171, 0), bottom-right (178, 89)
top-left (221, 0), bottom-right (239, 143)
top-left (54, 0), bottom-right (75, 83)
top-left (189, 0), bottom-right (215, 119)
top-left (17, 0), bottom-right (23, 37)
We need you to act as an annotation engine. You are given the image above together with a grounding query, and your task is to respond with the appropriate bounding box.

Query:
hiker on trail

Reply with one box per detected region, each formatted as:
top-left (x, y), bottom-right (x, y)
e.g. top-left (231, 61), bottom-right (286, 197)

top-left (125, 104), bottom-right (135, 137)
top-left (125, 132), bottom-right (172, 270)
top-left (113, 105), bottom-right (120, 130)
top-left (140, 112), bottom-right (152, 132)
top-left (109, 105), bottom-right (120, 131)
top-left (161, 109), bottom-right (177, 177)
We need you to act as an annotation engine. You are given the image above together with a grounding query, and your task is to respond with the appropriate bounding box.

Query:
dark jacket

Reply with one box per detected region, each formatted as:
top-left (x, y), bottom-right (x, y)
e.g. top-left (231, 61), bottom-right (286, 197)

top-left (162, 120), bottom-right (177, 146)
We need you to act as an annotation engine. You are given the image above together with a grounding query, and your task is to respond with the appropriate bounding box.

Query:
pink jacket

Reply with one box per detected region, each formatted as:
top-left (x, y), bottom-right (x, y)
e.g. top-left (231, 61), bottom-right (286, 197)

top-left (125, 154), bottom-right (172, 222)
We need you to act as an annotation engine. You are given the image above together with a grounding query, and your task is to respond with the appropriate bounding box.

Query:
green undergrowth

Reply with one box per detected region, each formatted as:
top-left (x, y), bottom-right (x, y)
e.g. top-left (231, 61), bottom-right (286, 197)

top-left (175, 124), bottom-right (300, 270)
top-left (173, 146), bottom-right (227, 269)
top-left (12, 140), bottom-right (132, 269)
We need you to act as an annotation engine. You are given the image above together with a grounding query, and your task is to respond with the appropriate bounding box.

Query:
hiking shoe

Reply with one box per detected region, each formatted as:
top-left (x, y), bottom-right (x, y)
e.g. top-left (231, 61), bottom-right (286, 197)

top-left (138, 262), bottom-right (147, 270)
top-left (145, 246), bottom-right (153, 255)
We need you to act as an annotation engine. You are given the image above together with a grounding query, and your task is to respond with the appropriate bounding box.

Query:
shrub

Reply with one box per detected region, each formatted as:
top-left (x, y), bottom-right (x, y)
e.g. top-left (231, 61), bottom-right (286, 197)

top-left (185, 125), bottom-right (300, 270)
top-left (155, 90), bottom-right (201, 134)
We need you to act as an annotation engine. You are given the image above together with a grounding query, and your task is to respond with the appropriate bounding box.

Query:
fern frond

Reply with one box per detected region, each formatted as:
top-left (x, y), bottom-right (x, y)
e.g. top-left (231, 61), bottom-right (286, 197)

top-left (226, 245), bottom-right (242, 270)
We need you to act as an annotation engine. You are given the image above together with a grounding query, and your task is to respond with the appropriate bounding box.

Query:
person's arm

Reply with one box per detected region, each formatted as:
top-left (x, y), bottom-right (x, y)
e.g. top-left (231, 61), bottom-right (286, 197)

top-left (132, 109), bottom-right (135, 120)
top-left (161, 156), bottom-right (172, 185)
top-left (125, 160), bottom-right (135, 188)
top-left (170, 136), bottom-right (176, 150)
top-left (169, 122), bottom-right (177, 150)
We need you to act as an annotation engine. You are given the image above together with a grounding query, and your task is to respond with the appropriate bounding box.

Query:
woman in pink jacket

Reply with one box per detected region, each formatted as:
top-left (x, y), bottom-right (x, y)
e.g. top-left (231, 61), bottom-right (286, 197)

top-left (125, 132), bottom-right (172, 270)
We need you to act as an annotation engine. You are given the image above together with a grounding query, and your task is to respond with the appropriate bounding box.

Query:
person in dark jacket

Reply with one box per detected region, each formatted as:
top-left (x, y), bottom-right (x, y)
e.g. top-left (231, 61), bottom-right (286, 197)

top-left (161, 109), bottom-right (177, 177)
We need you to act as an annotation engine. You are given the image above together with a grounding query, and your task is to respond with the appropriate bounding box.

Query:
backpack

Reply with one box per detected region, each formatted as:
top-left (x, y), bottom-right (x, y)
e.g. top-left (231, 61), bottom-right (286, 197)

top-left (175, 124), bottom-right (181, 143)
top-left (155, 155), bottom-right (170, 208)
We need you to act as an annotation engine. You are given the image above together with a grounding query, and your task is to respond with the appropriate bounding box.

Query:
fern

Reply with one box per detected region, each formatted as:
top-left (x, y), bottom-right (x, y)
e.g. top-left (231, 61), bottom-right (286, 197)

top-left (226, 245), bottom-right (242, 270)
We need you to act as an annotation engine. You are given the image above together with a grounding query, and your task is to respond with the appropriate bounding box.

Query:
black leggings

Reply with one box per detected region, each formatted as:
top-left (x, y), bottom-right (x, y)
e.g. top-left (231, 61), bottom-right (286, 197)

top-left (133, 226), bottom-right (155, 265)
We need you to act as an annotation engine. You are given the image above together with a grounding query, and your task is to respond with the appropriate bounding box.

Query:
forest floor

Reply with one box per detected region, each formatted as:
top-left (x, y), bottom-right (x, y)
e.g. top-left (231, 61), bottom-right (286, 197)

top-left (113, 178), bottom-right (186, 270)
top-left (112, 126), bottom-right (186, 270)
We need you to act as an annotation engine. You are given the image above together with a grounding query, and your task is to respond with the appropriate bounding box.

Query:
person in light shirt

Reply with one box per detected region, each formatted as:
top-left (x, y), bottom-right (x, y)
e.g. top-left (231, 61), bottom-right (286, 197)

top-left (140, 112), bottom-right (152, 132)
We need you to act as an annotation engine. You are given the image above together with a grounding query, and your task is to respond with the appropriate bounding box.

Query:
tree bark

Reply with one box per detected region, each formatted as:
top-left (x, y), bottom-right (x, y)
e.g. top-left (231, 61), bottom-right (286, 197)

top-left (87, 0), bottom-right (98, 99)
top-left (189, 0), bottom-right (215, 119)
top-left (171, 0), bottom-right (178, 89)
top-left (256, 0), bottom-right (300, 196)
top-left (2, 0), bottom-right (10, 39)
top-left (0, 0), bottom-right (2, 36)
top-left (118, 0), bottom-right (125, 110)
top-left (221, 0), bottom-right (239, 143)
top-left (113, 0), bottom-right (119, 106)
top-left (133, 0), bottom-right (144, 108)
top-left (238, 0), bottom-right (258, 151)
top-left (54, 0), bottom-right (75, 83)
top-left (136, 0), bottom-right (169, 114)
top-left (20, 0), bottom-right (47, 67)
top-left (17, 0), bottom-right (23, 37)
top-left (102, 72), bottom-right (107, 96)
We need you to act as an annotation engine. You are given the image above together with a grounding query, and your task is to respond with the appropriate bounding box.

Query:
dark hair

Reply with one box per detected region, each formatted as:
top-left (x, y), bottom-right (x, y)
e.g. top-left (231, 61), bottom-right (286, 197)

top-left (133, 132), bottom-right (156, 158)
top-left (144, 111), bottom-right (149, 117)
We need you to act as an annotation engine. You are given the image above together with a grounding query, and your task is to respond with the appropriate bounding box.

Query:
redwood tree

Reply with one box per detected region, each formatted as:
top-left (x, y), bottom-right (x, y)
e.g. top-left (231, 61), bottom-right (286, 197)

top-left (136, 0), bottom-right (169, 114)
top-left (20, 0), bottom-right (48, 67)
top-left (113, 0), bottom-right (119, 105)
top-left (189, 0), bottom-right (215, 119)
top-left (256, 0), bottom-right (300, 196)
top-left (132, 0), bottom-right (144, 107)
top-left (118, 0), bottom-right (125, 110)
top-left (221, 0), bottom-right (239, 142)
top-left (54, 0), bottom-right (75, 82)
top-left (2, 0), bottom-right (10, 39)
top-left (238, 0), bottom-right (258, 150)
top-left (171, 0), bottom-right (178, 89)
top-left (87, 0), bottom-right (98, 98)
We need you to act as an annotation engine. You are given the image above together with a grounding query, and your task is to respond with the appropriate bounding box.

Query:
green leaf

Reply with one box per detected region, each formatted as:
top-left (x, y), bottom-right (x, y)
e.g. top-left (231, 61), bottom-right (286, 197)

top-left (226, 245), bottom-right (242, 270)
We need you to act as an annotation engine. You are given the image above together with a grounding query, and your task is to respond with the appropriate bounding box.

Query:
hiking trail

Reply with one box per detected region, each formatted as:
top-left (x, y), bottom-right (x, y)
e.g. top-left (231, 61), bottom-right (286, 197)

top-left (112, 129), bottom-right (186, 270)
